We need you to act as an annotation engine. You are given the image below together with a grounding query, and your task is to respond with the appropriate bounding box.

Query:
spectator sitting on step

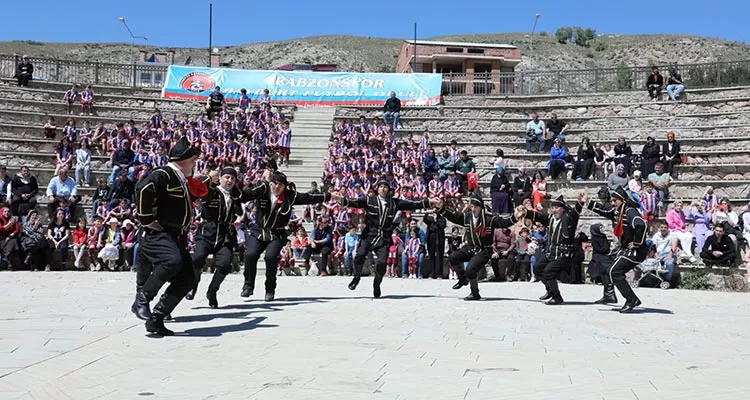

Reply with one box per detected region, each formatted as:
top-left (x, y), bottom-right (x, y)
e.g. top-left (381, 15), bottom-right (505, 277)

top-left (573, 136), bottom-right (595, 181)
top-left (63, 84), bottom-right (79, 115)
top-left (547, 139), bottom-right (567, 180)
top-left (651, 221), bottom-right (678, 280)
top-left (0, 166), bottom-right (11, 207)
top-left (43, 117), bottom-right (57, 140)
top-left (544, 113), bottom-right (567, 144)
top-left (530, 170), bottom-right (548, 211)
top-left (512, 167), bottom-right (532, 207)
top-left (628, 170), bottom-right (643, 204)
top-left (62, 118), bottom-right (77, 142)
top-left (666, 68), bottom-right (685, 101)
top-left (666, 200), bottom-right (698, 263)
top-left (640, 182), bottom-right (660, 230)
top-left (108, 170), bottom-right (135, 208)
top-left (613, 137), bottom-right (633, 174)
top-left (10, 166), bottom-right (38, 218)
top-left (646, 66), bottom-right (664, 101)
top-left (109, 140), bottom-right (135, 183)
top-left (607, 164), bottom-right (629, 192)
top-left (14, 55), bottom-right (33, 87)
top-left (54, 137), bottom-right (74, 175)
top-left (700, 225), bottom-right (735, 266)
top-left (0, 206), bottom-right (20, 269)
top-left (525, 113), bottom-right (546, 153)
top-left (45, 166), bottom-right (78, 220)
top-left (647, 162), bottom-right (671, 201)
top-left (711, 198), bottom-right (741, 248)
top-left (640, 136), bottom-right (661, 177)
top-left (661, 131), bottom-right (681, 178)
top-left (437, 148), bottom-right (455, 180)
top-left (383, 91), bottom-right (402, 129)
top-left (75, 140), bottom-right (92, 187)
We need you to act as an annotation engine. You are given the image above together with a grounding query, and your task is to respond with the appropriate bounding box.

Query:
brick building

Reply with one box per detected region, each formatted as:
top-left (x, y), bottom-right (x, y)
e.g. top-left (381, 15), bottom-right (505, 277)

top-left (396, 40), bottom-right (522, 94)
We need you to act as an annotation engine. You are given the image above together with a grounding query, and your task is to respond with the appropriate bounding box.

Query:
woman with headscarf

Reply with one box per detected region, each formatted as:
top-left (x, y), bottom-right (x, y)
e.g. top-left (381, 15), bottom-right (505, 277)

top-left (489, 167), bottom-right (511, 214)
top-left (588, 223), bottom-right (613, 284)
top-left (661, 131), bottom-right (681, 177)
top-left (20, 210), bottom-right (50, 271)
top-left (573, 136), bottom-right (596, 181)
top-left (511, 167), bottom-right (533, 207)
top-left (688, 199), bottom-right (712, 253)
top-left (0, 207), bottom-right (20, 269)
top-left (640, 136), bottom-right (661, 177)
top-left (613, 137), bottom-right (633, 174)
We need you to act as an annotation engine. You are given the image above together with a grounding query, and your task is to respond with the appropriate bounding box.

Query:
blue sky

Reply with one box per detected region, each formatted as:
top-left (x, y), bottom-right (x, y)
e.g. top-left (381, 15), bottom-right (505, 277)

top-left (2, 0), bottom-right (748, 47)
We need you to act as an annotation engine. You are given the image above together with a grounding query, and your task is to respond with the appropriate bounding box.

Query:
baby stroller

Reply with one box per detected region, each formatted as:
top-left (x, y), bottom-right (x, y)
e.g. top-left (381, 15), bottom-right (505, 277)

top-left (631, 240), bottom-right (671, 289)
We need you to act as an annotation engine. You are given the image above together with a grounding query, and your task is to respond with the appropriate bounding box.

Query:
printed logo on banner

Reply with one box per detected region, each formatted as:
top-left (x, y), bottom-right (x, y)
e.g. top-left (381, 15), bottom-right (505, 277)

top-left (179, 72), bottom-right (216, 93)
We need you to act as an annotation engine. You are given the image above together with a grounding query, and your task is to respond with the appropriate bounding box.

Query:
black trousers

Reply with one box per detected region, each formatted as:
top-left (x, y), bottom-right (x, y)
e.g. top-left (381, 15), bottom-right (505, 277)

top-left (11, 195), bottom-right (36, 217)
top-left (490, 253), bottom-right (515, 280)
top-left (426, 233), bottom-right (445, 278)
top-left (353, 237), bottom-right (389, 281)
top-left (17, 74), bottom-right (31, 87)
top-left (139, 229), bottom-right (194, 317)
top-left (192, 238), bottom-right (234, 294)
top-left (574, 159), bottom-right (594, 180)
top-left (243, 234), bottom-right (284, 294)
top-left (607, 247), bottom-right (648, 302)
top-left (449, 247), bottom-right (491, 281)
top-left (549, 160), bottom-right (566, 179)
top-left (700, 251), bottom-right (734, 266)
top-left (533, 255), bottom-right (572, 298)
top-left (647, 86), bottom-right (661, 99)
top-left (303, 244), bottom-right (333, 274)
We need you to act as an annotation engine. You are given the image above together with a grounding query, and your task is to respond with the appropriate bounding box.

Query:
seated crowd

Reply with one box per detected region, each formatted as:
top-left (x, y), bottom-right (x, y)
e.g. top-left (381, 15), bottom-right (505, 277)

top-left (0, 88), bottom-right (292, 272)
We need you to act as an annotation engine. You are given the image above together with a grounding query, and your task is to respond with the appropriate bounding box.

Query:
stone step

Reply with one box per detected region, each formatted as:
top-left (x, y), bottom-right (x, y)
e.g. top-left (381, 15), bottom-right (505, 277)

top-left (1, 86), bottom-right (298, 113)
top-left (0, 93), bottom-right (203, 116)
top-left (0, 77), bottom-right (163, 98)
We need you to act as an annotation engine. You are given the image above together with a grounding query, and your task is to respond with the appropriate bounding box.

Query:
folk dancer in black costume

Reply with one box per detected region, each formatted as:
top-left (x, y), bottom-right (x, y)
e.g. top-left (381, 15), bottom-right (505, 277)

top-left (432, 193), bottom-right (519, 300)
top-left (331, 180), bottom-right (437, 298)
top-left (185, 167), bottom-right (244, 308)
top-left (241, 171), bottom-right (330, 301)
top-left (581, 187), bottom-right (648, 313)
top-left (131, 136), bottom-right (208, 336)
top-left (512, 194), bottom-right (582, 305)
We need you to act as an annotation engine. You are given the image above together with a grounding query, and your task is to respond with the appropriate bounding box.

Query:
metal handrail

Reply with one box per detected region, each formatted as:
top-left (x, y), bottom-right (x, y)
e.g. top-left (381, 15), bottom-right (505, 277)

top-left (4, 53), bottom-right (750, 95)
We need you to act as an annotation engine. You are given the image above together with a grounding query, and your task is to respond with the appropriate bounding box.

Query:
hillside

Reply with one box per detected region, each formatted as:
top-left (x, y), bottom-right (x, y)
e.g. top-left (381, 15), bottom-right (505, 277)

top-left (1, 33), bottom-right (749, 73)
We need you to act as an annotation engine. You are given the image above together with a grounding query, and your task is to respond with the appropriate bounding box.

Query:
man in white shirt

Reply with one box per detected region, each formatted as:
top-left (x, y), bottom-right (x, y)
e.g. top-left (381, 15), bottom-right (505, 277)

top-left (651, 222), bottom-right (678, 281)
top-left (525, 113), bottom-right (546, 153)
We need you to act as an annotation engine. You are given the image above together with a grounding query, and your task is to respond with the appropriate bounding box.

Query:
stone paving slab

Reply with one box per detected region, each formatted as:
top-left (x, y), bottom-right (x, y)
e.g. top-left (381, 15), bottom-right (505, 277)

top-left (0, 271), bottom-right (748, 400)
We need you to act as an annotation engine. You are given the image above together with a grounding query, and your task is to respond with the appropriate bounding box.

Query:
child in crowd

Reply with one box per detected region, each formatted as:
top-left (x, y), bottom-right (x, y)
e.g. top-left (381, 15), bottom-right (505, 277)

top-left (80, 85), bottom-right (94, 116)
top-left (514, 227), bottom-right (531, 281)
top-left (87, 217), bottom-right (104, 271)
top-left (386, 228), bottom-right (403, 278)
top-left (43, 117), bottom-right (57, 139)
top-left (447, 227), bottom-right (463, 280)
top-left (404, 227), bottom-right (422, 279)
top-left (71, 217), bottom-right (88, 270)
top-left (279, 240), bottom-right (294, 276)
top-left (63, 84), bottom-right (78, 114)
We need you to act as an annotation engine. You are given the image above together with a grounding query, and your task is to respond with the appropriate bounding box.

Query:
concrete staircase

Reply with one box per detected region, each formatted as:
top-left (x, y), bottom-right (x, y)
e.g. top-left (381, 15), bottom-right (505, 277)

top-left (283, 107), bottom-right (333, 192)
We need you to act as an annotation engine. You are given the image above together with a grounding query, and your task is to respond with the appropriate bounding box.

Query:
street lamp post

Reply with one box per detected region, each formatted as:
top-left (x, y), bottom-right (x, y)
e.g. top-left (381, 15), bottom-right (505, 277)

top-left (529, 13), bottom-right (541, 71)
top-left (118, 17), bottom-right (148, 65)
top-left (528, 13), bottom-right (541, 94)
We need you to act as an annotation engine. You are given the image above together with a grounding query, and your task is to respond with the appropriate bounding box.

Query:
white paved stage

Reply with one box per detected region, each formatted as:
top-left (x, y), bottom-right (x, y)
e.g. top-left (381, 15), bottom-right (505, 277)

top-left (0, 272), bottom-right (748, 400)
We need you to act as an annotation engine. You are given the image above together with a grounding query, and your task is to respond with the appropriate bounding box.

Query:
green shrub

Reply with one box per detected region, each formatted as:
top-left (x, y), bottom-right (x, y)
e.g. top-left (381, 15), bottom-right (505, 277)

top-left (680, 269), bottom-right (713, 290)
top-left (593, 40), bottom-right (608, 52)
top-left (555, 27), bottom-right (573, 44)
top-left (539, 32), bottom-right (548, 37)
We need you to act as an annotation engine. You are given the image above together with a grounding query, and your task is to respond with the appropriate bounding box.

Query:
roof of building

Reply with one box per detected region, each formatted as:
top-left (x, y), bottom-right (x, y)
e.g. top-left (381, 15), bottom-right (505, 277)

top-left (403, 40), bottom-right (517, 50)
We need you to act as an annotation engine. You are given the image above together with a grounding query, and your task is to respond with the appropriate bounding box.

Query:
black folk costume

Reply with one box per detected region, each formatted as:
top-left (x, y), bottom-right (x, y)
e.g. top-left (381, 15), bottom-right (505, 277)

top-left (186, 168), bottom-right (244, 308)
top-left (340, 181), bottom-right (430, 298)
top-left (512, 195), bottom-right (582, 305)
top-left (585, 187), bottom-right (648, 313)
top-left (439, 195), bottom-right (514, 300)
top-left (131, 136), bottom-right (207, 336)
top-left (241, 172), bottom-right (330, 301)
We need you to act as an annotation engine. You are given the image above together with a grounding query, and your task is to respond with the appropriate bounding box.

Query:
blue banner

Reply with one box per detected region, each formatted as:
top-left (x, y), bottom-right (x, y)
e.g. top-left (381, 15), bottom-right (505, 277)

top-left (161, 66), bottom-right (442, 106)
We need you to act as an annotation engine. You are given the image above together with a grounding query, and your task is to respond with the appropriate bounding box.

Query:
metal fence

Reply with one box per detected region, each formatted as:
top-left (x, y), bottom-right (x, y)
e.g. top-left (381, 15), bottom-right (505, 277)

top-left (4, 53), bottom-right (750, 96)
top-left (441, 59), bottom-right (750, 96)
top-left (0, 54), bottom-right (168, 88)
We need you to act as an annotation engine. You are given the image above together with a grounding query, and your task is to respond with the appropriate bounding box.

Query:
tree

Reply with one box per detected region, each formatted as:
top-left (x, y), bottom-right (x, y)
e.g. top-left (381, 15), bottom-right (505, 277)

top-left (573, 27), bottom-right (597, 47)
top-left (555, 27), bottom-right (573, 44)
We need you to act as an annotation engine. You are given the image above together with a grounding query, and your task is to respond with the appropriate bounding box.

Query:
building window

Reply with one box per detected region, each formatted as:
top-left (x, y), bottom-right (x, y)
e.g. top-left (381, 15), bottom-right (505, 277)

top-left (467, 48), bottom-right (485, 54)
top-left (446, 47), bottom-right (464, 53)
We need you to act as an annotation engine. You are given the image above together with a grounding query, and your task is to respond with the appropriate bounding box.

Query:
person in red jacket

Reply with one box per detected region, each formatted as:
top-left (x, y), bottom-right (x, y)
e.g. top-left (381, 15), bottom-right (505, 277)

top-left (0, 207), bottom-right (20, 269)
top-left (71, 217), bottom-right (88, 270)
